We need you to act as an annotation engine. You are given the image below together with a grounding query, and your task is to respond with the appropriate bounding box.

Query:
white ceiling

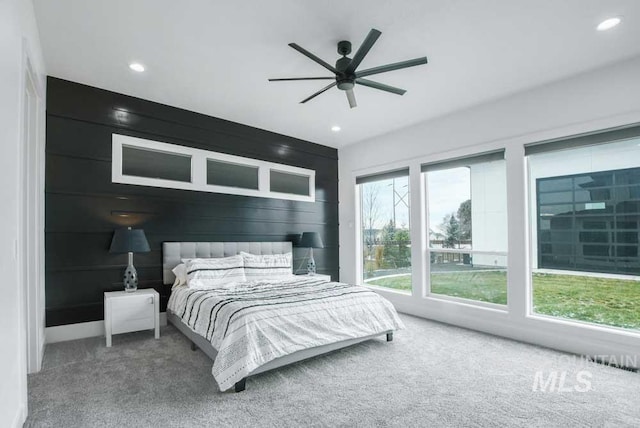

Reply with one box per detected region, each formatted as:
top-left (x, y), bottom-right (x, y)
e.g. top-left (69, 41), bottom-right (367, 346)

top-left (34, 0), bottom-right (640, 148)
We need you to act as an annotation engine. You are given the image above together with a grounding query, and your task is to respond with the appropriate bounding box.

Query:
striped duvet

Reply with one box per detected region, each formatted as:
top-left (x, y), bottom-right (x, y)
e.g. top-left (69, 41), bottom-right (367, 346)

top-left (167, 276), bottom-right (404, 391)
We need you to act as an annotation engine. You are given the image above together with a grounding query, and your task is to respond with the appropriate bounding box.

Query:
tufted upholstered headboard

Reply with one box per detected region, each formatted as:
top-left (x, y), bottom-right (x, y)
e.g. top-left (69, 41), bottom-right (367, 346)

top-left (162, 241), bottom-right (293, 285)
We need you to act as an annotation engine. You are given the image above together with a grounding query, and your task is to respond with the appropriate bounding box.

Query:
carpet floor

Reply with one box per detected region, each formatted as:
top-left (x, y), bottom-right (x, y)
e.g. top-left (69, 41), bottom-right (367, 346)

top-left (27, 314), bottom-right (639, 427)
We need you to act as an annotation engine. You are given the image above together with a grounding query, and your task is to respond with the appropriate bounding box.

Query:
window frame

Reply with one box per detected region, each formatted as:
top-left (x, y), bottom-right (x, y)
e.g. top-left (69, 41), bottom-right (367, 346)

top-left (112, 134), bottom-right (315, 202)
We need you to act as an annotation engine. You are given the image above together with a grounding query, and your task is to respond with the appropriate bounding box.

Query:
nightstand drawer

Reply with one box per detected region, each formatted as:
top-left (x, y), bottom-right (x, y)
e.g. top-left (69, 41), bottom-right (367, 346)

top-left (112, 316), bottom-right (154, 335)
top-left (111, 296), bottom-right (154, 334)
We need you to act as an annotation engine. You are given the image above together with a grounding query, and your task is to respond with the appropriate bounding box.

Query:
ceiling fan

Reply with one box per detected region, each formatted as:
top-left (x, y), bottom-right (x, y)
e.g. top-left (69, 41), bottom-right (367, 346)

top-left (269, 28), bottom-right (428, 109)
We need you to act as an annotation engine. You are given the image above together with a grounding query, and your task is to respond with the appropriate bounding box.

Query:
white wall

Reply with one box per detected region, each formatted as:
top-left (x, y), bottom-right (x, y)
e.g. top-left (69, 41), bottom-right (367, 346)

top-left (339, 56), bottom-right (640, 365)
top-left (0, 0), bottom-right (46, 426)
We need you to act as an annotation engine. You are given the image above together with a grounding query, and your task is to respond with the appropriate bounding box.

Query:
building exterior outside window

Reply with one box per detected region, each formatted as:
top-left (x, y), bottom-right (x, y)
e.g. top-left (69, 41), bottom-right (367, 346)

top-left (537, 167), bottom-right (640, 275)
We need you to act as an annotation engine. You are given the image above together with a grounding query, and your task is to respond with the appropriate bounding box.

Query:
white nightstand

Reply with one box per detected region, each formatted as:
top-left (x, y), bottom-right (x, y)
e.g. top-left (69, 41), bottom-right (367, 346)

top-left (297, 273), bottom-right (332, 282)
top-left (104, 289), bottom-right (159, 347)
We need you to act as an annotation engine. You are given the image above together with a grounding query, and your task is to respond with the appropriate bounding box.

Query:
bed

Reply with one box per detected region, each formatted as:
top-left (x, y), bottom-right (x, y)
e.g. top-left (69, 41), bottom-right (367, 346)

top-left (163, 241), bottom-right (404, 392)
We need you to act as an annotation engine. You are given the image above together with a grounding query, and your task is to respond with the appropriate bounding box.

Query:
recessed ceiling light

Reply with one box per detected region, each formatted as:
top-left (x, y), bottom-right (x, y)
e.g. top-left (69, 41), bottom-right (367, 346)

top-left (331, 126), bottom-right (341, 132)
top-left (597, 17), bottom-right (621, 31)
top-left (129, 62), bottom-right (145, 72)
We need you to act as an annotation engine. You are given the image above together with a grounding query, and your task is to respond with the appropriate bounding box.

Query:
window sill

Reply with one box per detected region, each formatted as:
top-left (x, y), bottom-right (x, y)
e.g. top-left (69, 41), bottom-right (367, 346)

top-left (424, 293), bottom-right (509, 313)
top-left (361, 283), bottom-right (412, 296)
top-left (527, 312), bottom-right (640, 339)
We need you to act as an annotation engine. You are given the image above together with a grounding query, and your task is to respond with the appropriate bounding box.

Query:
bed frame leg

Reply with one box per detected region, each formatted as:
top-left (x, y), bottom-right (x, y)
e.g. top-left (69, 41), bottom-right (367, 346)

top-left (190, 341), bottom-right (197, 351)
top-left (386, 332), bottom-right (393, 342)
top-left (235, 378), bottom-right (246, 393)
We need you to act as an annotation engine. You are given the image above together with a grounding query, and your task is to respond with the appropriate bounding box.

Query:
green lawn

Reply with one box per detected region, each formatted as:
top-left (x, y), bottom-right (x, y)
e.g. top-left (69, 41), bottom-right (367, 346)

top-left (366, 271), bottom-right (640, 330)
top-left (365, 275), bottom-right (413, 292)
top-left (532, 273), bottom-right (640, 330)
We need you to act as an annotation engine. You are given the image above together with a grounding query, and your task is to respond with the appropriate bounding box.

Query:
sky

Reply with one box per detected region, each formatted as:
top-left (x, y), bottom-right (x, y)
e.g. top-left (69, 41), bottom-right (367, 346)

top-left (361, 167), bottom-right (470, 234)
top-left (362, 176), bottom-right (411, 229)
top-left (427, 167), bottom-right (470, 233)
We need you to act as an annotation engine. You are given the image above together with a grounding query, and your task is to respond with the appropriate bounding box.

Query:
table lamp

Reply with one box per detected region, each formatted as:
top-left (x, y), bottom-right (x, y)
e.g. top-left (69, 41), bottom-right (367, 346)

top-left (109, 227), bottom-right (150, 292)
top-left (298, 232), bottom-right (324, 275)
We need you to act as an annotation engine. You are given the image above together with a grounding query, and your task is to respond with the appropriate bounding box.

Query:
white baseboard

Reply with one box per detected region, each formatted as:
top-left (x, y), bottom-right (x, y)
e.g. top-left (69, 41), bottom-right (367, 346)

top-left (46, 312), bottom-right (167, 344)
top-left (12, 403), bottom-right (26, 428)
top-left (38, 336), bottom-right (45, 370)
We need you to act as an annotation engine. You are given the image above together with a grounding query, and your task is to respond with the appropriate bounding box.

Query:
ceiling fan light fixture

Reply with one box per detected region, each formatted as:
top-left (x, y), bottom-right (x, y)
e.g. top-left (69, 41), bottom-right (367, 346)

top-left (337, 79), bottom-right (355, 91)
top-left (331, 126), bottom-right (341, 132)
top-left (597, 17), bottom-right (621, 31)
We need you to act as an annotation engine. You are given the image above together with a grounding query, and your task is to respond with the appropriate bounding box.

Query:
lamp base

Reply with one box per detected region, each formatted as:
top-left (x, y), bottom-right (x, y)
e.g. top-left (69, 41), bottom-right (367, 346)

top-left (307, 250), bottom-right (316, 275)
top-left (124, 263), bottom-right (138, 292)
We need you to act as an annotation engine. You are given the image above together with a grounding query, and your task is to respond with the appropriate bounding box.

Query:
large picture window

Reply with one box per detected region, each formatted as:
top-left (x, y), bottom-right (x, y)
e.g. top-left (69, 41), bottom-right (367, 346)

top-left (528, 134), bottom-right (640, 331)
top-left (357, 169), bottom-right (412, 293)
top-left (423, 151), bottom-right (508, 305)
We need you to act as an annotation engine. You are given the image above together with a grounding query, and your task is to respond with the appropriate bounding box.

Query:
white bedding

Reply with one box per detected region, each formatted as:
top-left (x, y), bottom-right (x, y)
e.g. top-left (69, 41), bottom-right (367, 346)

top-left (167, 276), bottom-right (404, 391)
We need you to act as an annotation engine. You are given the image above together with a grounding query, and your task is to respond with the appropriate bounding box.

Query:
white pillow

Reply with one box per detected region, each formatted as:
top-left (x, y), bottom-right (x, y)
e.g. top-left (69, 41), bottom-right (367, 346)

top-left (171, 263), bottom-right (188, 289)
top-left (240, 252), bottom-right (293, 281)
top-left (185, 255), bottom-right (246, 289)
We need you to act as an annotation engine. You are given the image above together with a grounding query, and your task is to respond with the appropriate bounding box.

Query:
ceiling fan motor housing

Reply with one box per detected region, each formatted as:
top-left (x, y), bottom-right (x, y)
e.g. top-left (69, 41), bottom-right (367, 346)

top-left (335, 53), bottom-right (355, 90)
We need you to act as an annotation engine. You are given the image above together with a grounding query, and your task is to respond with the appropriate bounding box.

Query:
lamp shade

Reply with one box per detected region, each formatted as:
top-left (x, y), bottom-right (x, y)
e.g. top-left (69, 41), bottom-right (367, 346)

top-left (109, 227), bottom-right (150, 254)
top-left (298, 232), bottom-right (324, 249)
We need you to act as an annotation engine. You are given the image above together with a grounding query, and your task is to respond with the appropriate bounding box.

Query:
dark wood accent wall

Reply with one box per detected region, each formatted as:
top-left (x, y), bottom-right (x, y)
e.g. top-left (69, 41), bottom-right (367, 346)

top-left (45, 77), bottom-right (339, 327)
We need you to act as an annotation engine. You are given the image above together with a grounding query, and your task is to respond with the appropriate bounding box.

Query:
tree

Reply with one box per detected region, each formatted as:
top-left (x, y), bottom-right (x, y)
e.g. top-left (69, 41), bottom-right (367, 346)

top-left (442, 213), bottom-right (461, 248)
top-left (379, 220), bottom-right (411, 269)
top-left (380, 219), bottom-right (396, 243)
top-left (362, 183), bottom-right (382, 274)
top-left (380, 219), bottom-right (398, 268)
top-left (395, 228), bottom-right (411, 267)
top-left (457, 199), bottom-right (472, 241)
top-left (362, 183), bottom-right (382, 247)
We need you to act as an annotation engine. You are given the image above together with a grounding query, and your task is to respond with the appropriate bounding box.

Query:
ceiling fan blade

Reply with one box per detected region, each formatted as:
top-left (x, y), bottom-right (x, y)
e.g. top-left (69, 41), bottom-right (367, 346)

top-left (346, 89), bottom-right (357, 109)
top-left (288, 43), bottom-right (339, 74)
top-left (269, 77), bottom-right (335, 81)
top-left (356, 78), bottom-right (406, 95)
top-left (300, 82), bottom-right (337, 104)
top-left (356, 57), bottom-right (428, 78)
top-left (345, 28), bottom-right (382, 75)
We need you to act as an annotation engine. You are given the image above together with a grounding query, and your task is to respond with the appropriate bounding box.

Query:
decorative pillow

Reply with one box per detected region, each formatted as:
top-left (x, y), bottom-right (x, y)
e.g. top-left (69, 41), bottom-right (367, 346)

top-left (171, 263), bottom-right (188, 289)
top-left (240, 251), bottom-right (293, 281)
top-left (185, 255), bottom-right (246, 289)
